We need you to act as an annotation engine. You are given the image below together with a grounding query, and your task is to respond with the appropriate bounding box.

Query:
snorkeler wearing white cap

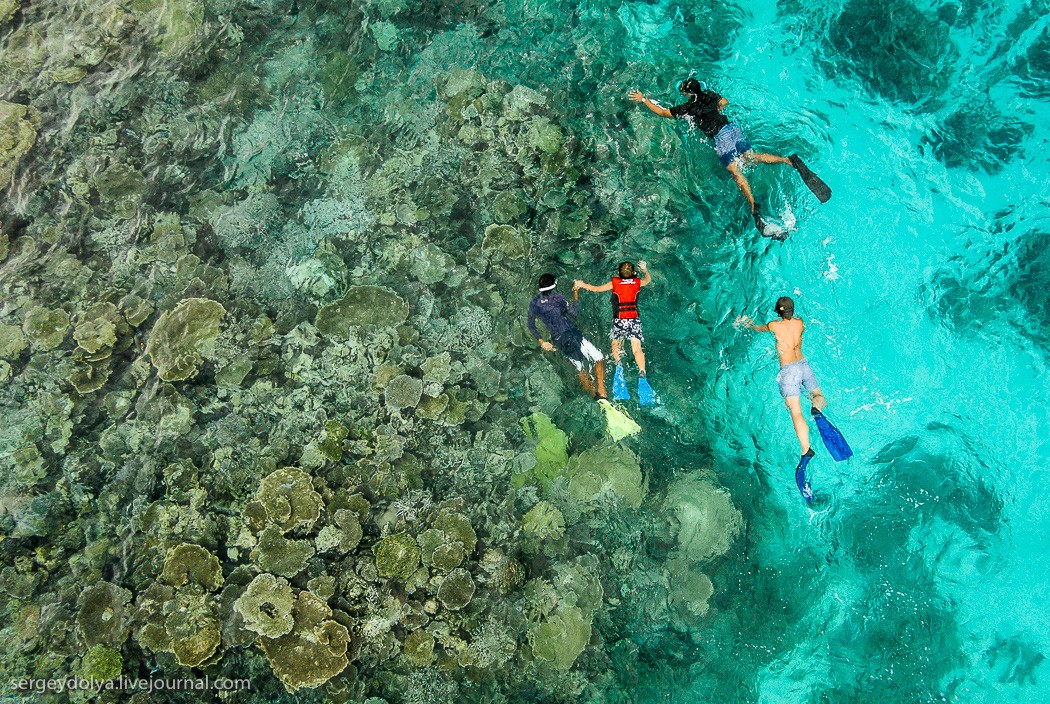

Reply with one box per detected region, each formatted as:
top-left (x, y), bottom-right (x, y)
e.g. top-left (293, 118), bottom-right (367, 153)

top-left (527, 273), bottom-right (607, 400)
top-left (629, 79), bottom-right (831, 239)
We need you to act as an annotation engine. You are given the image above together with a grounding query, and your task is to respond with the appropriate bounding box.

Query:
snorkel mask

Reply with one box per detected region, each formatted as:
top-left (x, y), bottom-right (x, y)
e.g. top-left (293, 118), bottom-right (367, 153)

top-left (679, 77), bottom-right (707, 100)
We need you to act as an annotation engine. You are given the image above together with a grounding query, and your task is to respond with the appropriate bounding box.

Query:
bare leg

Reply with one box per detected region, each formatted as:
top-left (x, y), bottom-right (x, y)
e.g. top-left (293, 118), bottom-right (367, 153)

top-left (810, 388), bottom-right (827, 412)
top-left (785, 396), bottom-right (811, 455)
top-left (748, 151), bottom-right (792, 166)
top-left (611, 338), bottom-right (623, 366)
top-left (578, 369), bottom-right (594, 396)
top-left (725, 162), bottom-right (756, 211)
top-left (630, 338), bottom-right (646, 376)
top-left (594, 359), bottom-right (607, 399)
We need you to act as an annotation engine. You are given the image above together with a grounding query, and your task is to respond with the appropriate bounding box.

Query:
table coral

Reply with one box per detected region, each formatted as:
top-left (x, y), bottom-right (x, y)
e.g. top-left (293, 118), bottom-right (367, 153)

top-left (234, 573), bottom-right (295, 639)
top-left (254, 467), bottom-right (323, 534)
top-left (403, 630), bottom-right (435, 666)
top-left (663, 476), bottom-right (743, 563)
top-left (384, 374), bottom-right (423, 412)
top-left (144, 297), bottom-right (226, 381)
top-left (75, 581), bottom-right (132, 648)
top-left (160, 543), bottom-right (224, 592)
top-left (373, 532), bottom-right (421, 581)
top-left (0, 323), bottom-right (26, 359)
top-left (0, 101), bottom-right (39, 184)
top-left (315, 285), bottom-right (409, 337)
top-left (566, 444), bottom-right (647, 510)
top-left (519, 413), bottom-right (569, 486)
top-left (80, 644), bottom-right (122, 682)
top-left (258, 591), bottom-right (352, 692)
top-left (21, 306), bottom-right (69, 351)
top-left (251, 525), bottom-right (316, 578)
top-left (436, 568), bottom-right (475, 611)
top-left (529, 605), bottom-right (591, 671)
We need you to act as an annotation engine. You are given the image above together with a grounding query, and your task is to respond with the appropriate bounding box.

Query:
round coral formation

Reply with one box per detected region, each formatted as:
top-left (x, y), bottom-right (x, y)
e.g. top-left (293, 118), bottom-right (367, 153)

top-left (373, 532), bottom-right (421, 581)
top-left (663, 476), bottom-right (743, 563)
top-left (76, 581), bottom-right (133, 648)
top-left (255, 467), bottom-right (323, 534)
top-left (384, 374), bottom-right (423, 411)
top-left (314, 285), bottom-right (409, 337)
top-left (522, 501), bottom-right (566, 542)
top-left (234, 573), bottom-right (296, 638)
top-left (403, 630), bottom-right (435, 667)
top-left (161, 544), bottom-right (224, 591)
top-left (529, 606), bottom-right (591, 671)
top-left (0, 101), bottom-right (39, 183)
top-left (22, 306), bottom-right (70, 350)
top-left (81, 644), bottom-right (122, 682)
top-left (437, 568), bottom-right (475, 611)
top-left (258, 591), bottom-right (351, 692)
top-left (144, 297), bottom-right (226, 381)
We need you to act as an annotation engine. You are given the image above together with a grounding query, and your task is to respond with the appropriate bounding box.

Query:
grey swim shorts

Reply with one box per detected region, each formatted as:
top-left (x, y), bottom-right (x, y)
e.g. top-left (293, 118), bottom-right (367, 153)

top-left (610, 318), bottom-right (644, 341)
top-left (776, 359), bottom-right (819, 398)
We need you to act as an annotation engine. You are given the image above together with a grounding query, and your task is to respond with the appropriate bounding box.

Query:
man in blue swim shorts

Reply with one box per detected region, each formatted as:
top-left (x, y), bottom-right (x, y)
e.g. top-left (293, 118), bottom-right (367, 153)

top-left (629, 78), bottom-right (818, 237)
top-left (739, 296), bottom-right (827, 466)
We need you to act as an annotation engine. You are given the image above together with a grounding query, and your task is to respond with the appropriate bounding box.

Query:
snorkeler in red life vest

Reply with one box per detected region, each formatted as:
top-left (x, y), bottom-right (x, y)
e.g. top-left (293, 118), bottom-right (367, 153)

top-left (574, 261), bottom-right (658, 406)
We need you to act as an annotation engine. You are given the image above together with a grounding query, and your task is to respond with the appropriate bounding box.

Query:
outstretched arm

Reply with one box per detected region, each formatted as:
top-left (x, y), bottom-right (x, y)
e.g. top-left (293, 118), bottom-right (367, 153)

top-left (629, 90), bottom-right (673, 118)
top-left (735, 315), bottom-right (770, 332)
top-left (574, 279), bottom-right (613, 293)
top-left (638, 261), bottom-right (652, 286)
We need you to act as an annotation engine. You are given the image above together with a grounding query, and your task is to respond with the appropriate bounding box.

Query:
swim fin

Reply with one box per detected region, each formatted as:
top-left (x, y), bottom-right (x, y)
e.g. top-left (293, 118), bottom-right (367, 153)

top-left (753, 203), bottom-right (787, 241)
top-left (795, 449), bottom-right (815, 502)
top-left (598, 399), bottom-right (641, 441)
top-left (637, 376), bottom-right (657, 407)
top-left (613, 365), bottom-right (629, 401)
top-left (812, 410), bottom-right (853, 461)
top-left (789, 155), bottom-right (832, 203)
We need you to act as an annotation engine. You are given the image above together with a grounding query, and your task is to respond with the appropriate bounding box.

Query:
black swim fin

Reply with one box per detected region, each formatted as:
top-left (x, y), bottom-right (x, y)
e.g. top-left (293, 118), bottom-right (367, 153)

top-left (789, 155), bottom-right (831, 203)
top-left (753, 203), bottom-right (787, 241)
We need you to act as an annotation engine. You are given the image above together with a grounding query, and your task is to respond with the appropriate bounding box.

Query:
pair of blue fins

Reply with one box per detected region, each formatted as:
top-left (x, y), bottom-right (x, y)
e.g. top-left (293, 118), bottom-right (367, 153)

top-left (795, 408), bottom-right (852, 502)
top-left (612, 365), bottom-right (657, 406)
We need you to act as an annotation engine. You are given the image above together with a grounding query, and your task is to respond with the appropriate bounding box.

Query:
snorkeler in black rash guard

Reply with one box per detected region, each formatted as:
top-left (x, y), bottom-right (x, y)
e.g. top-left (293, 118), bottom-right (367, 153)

top-left (629, 78), bottom-right (831, 238)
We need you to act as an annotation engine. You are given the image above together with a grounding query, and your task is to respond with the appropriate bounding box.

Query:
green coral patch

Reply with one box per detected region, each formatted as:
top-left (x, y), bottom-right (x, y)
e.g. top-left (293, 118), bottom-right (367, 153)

top-left (315, 285), bottom-right (409, 337)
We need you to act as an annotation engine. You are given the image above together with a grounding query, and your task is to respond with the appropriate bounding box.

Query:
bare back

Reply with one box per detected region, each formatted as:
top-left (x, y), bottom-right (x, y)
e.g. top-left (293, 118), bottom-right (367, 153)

top-left (768, 317), bottom-right (805, 366)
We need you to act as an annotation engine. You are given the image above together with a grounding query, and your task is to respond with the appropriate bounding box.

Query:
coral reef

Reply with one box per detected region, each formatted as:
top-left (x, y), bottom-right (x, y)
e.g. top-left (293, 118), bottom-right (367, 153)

top-left (144, 298), bottom-right (226, 381)
top-left (0, 2), bottom-right (767, 698)
top-left (663, 476), bottom-right (743, 563)
top-left (258, 591), bottom-right (352, 692)
top-left (0, 101), bottom-right (38, 183)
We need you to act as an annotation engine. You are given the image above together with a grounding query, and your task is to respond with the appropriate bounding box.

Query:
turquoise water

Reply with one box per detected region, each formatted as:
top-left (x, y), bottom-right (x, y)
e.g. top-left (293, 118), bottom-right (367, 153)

top-left (1, 0), bottom-right (1048, 701)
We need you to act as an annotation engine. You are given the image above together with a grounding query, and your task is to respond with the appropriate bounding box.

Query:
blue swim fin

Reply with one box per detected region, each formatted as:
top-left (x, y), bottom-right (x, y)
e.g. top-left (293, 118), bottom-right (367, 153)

top-left (612, 366), bottom-right (629, 401)
top-left (795, 449), bottom-right (815, 502)
top-left (812, 410), bottom-right (853, 461)
top-left (637, 376), bottom-right (657, 407)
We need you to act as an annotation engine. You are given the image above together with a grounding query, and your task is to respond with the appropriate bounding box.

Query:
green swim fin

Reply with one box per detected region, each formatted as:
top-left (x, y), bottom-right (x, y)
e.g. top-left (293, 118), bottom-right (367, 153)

top-left (597, 399), bottom-right (641, 441)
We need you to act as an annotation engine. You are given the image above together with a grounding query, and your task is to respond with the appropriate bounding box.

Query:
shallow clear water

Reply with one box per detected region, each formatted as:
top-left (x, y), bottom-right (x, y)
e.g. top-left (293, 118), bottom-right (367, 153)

top-left (1, 0), bottom-right (1048, 701)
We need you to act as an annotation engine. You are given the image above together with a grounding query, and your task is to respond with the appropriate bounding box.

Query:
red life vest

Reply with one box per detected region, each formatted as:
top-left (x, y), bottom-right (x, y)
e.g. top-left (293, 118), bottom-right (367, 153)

top-left (610, 277), bottom-right (641, 319)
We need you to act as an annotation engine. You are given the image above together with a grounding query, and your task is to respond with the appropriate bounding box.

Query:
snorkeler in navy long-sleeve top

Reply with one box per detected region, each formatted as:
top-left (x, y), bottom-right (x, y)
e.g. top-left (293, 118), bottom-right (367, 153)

top-left (528, 273), bottom-right (607, 400)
